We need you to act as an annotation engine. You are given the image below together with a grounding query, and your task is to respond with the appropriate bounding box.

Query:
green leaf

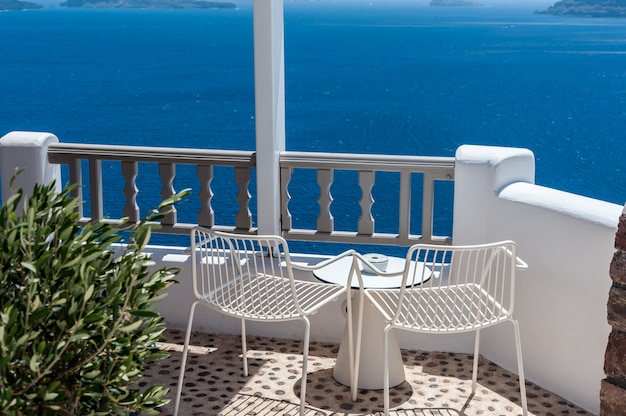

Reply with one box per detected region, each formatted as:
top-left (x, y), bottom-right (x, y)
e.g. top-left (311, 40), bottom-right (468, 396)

top-left (83, 313), bottom-right (106, 324)
top-left (6, 228), bottom-right (17, 247)
top-left (146, 293), bottom-right (169, 303)
top-left (29, 354), bottom-right (40, 372)
top-left (69, 332), bottom-right (91, 342)
top-left (42, 392), bottom-right (58, 401)
top-left (14, 334), bottom-right (29, 348)
top-left (84, 284), bottom-right (95, 302)
top-left (37, 384), bottom-right (59, 401)
top-left (30, 307), bottom-right (52, 322)
top-left (4, 191), bottom-right (23, 210)
top-left (82, 370), bottom-right (101, 379)
top-left (20, 262), bottom-right (37, 274)
top-left (119, 320), bottom-right (143, 333)
top-left (129, 310), bottom-right (159, 318)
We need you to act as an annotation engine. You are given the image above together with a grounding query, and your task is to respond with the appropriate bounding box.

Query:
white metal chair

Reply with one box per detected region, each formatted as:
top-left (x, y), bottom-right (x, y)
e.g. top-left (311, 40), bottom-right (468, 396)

top-left (362, 241), bottom-right (528, 416)
top-left (173, 227), bottom-right (360, 416)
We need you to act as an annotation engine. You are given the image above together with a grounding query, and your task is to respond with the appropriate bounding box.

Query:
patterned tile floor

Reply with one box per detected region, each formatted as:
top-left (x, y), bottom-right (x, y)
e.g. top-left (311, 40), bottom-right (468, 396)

top-left (143, 329), bottom-right (592, 416)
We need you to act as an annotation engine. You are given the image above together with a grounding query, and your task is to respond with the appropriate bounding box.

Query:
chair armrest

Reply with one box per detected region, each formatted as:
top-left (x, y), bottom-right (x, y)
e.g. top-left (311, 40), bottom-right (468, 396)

top-left (502, 247), bottom-right (528, 271)
top-left (289, 249), bottom-right (357, 272)
top-left (351, 252), bottom-right (406, 278)
top-left (515, 255), bottom-right (528, 270)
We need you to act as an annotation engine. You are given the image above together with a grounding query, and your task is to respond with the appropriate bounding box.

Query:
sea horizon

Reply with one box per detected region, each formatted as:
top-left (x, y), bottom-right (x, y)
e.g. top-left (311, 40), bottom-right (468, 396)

top-left (1, 3), bottom-right (624, 248)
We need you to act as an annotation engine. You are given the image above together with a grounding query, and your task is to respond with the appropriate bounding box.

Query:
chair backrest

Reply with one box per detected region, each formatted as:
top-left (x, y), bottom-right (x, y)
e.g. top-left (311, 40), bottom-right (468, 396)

top-left (190, 227), bottom-right (303, 320)
top-left (395, 240), bottom-right (520, 333)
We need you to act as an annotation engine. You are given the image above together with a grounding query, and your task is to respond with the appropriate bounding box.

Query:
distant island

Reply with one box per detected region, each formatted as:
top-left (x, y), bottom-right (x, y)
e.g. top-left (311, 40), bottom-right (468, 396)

top-left (536, 0), bottom-right (626, 17)
top-left (60, 0), bottom-right (236, 8)
top-left (0, 0), bottom-right (42, 10)
top-left (430, 0), bottom-right (482, 6)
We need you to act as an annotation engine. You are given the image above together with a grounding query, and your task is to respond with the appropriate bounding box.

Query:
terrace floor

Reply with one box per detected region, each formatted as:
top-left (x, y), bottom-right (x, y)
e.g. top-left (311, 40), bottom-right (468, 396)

top-left (144, 329), bottom-right (592, 416)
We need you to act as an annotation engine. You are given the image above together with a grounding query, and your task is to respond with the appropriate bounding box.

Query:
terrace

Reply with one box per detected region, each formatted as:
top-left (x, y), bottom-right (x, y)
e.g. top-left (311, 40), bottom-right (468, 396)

top-left (0, 1), bottom-right (623, 415)
top-left (1, 118), bottom-right (621, 416)
top-left (147, 329), bottom-right (591, 415)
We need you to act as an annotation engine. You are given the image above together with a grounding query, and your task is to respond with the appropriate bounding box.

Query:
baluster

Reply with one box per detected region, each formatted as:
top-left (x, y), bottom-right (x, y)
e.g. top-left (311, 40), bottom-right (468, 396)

top-left (398, 171), bottom-right (411, 240)
top-left (234, 167), bottom-right (252, 230)
top-left (358, 170), bottom-right (375, 235)
top-left (159, 163), bottom-right (177, 226)
top-left (317, 168), bottom-right (334, 233)
top-left (197, 165), bottom-right (214, 227)
top-left (89, 159), bottom-right (103, 222)
top-left (121, 161), bottom-right (139, 223)
top-left (280, 166), bottom-right (293, 231)
top-left (69, 158), bottom-right (83, 218)
top-left (421, 172), bottom-right (435, 243)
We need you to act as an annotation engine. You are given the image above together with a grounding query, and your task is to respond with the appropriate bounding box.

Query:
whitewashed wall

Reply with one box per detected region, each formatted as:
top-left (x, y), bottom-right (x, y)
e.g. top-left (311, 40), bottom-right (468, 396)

top-left (453, 144), bottom-right (623, 414)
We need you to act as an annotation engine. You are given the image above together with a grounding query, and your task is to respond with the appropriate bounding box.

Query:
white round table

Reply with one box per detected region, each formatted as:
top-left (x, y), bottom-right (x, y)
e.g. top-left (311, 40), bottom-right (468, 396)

top-left (313, 255), bottom-right (431, 390)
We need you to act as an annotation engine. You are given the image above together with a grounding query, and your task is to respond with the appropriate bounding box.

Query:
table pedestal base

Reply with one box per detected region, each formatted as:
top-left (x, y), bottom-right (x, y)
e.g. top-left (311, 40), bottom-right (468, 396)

top-left (333, 293), bottom-right (405, 390)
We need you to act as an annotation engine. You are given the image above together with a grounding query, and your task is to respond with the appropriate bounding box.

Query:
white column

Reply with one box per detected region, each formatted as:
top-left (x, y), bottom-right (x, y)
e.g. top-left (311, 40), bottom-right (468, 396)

top-left (253, 0), bottom-right (286, 236)
top-left (0, 131), bottom-right (61, 207)
top-left (452, 145), bottom-right (535, 244)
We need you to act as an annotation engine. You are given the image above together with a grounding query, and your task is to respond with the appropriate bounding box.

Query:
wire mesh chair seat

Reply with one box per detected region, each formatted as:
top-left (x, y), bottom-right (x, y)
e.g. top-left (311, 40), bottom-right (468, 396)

top-left (366, 283), bottom-right (510, 333)
top-left (201, 269), bottom-right (351, 320)
top-left (174, 227), bottom-right (358, 416)
top-left (361, 241), bottom-right (529, 416)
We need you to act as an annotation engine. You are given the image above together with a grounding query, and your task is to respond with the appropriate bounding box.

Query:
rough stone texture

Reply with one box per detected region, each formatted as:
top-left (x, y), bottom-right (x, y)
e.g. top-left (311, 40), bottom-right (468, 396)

top-left (602, 211), bottom-right (626, 416)
top-left (608, 287), bottom-right (626, 333)
top-left (604, 330), bottom-right (626, 379)
top-left (600, 379), bottom-right (626, 416)
top-left (615, 214), bottom-right (626, 251)
top-left (610, 252), bottom-right (626, 287)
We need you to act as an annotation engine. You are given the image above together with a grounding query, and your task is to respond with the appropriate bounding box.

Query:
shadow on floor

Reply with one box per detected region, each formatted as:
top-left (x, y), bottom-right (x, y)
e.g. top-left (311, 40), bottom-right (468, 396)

top-left (144, 330), bottom-right (589, 416)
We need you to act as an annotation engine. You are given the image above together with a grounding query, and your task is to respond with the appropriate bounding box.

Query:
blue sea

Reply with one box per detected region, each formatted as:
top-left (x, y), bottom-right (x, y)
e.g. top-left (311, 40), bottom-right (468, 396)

top-left (1, 2), bottom-right (625, 250)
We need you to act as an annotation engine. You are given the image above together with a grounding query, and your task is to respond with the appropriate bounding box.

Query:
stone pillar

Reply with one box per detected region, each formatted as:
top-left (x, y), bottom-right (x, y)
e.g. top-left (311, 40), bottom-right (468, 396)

top-left (601, 205), bottom-right (626, 414)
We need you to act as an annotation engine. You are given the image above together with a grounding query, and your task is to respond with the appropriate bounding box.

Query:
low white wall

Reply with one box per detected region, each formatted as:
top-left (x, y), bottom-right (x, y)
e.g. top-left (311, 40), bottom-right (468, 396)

top-left (453, 144), bottom-right (623, 414)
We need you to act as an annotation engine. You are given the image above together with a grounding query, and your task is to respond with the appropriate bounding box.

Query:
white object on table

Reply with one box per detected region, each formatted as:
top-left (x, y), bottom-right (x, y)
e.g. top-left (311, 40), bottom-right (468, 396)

top-left (361, 253), bottom-right (389, 273)
top-left (313, 255), bottom-right (431, 390)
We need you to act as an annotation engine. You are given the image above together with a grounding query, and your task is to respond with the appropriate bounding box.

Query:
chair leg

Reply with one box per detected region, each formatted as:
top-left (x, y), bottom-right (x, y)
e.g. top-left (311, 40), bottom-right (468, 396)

top-left (173, 301), bottom-right (199, 416)
top-left (300, 317), bottom-right (312, 416)
top-left (383, 325), bottom-right (392, 416)
top-left (241, 318), bottom-right (248, 377)
top-left (345, 289), bottom-right (355, 401)
top-left (511, 319), bottom-right (528, 416)
top-left (353, 289), bottom-right (364, 401)
top-left (471, 329), bottom-right (481, 395)
top-left (348, 257), bottom-right (365, 402)
top-left (346, 288), bottom-right (364, 402)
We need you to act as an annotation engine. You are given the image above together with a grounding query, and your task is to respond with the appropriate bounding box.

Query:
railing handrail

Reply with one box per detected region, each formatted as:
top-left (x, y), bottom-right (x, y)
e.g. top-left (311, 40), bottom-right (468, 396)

top-left (48, 143), bottom-right (256, 166)
top-left (47, 143), bottom-right (454, 247)
top-left (280, 151), bottom-right (455, 173)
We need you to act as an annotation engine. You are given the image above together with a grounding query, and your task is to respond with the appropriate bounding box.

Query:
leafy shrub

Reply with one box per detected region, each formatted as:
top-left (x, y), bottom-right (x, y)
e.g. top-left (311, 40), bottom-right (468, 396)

top-left (0, 177), bottom-right (186, 415)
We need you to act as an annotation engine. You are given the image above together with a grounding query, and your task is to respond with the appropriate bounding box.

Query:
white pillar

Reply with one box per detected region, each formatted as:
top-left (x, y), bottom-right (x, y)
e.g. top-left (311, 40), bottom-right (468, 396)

top-left (253, 0), bottom-right (286, 236)
top-left (452, 145), bottom-right (535, 244)
top-left (0, 131), bottom-right (61, 206)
